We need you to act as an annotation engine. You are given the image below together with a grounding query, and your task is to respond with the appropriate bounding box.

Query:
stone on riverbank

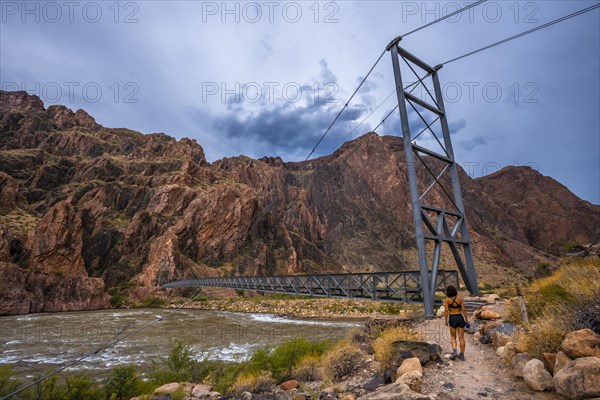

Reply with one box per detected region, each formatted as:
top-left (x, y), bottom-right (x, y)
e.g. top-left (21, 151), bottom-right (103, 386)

top-left (553, 357), bottom-right (600, 399)
top-left (523, 359), bottom-right (554, 392)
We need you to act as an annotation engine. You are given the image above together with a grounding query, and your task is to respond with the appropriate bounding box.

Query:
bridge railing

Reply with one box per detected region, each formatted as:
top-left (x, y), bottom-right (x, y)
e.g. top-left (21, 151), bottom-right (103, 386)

top-left (161, 270), bottom-right (459, 304)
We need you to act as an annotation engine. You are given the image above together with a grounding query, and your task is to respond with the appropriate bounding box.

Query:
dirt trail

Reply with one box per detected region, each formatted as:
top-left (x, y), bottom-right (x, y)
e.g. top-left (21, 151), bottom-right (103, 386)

top-left (417, 316), bottom-right (559, 400)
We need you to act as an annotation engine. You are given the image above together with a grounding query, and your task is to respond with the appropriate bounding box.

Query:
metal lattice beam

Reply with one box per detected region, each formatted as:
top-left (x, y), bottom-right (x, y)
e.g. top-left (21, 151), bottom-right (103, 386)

top-left (389, 40), bottom-right (479, 318)
top-left (161, 270), bottom-right (459, 304)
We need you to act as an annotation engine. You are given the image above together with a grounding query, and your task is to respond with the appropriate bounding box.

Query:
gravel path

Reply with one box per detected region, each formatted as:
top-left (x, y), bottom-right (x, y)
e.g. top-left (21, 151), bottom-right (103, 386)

top-left (417, 317), bottom-right (559, 400)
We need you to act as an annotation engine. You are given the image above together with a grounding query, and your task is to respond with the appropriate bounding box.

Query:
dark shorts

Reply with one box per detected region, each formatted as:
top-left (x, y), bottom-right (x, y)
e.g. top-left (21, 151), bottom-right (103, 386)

top-left (449, 314), bottom-right (466, 329)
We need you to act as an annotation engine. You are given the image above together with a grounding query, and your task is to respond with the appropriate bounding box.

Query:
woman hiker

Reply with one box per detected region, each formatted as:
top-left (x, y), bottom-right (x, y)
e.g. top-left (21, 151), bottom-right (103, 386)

top-left (444, 285), bottom-right (469, 360)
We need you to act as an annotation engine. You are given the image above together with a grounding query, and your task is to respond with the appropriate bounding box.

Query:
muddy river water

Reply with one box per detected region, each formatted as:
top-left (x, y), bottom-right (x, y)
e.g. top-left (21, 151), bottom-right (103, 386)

top-left (0, 308), bottom-right (364, 379)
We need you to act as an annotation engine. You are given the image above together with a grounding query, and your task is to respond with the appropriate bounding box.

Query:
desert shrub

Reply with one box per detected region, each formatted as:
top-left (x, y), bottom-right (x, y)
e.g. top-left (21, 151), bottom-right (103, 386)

top-left (515, 259), bottom-right (600, 357)
top-left (149, 341), bottom-right (214, 385)
top-left (109, 293), bottom-right (125, 308)
top-left (0, 365), bottom-right (21, 398)
top-left (246, 337), bottom-right (329, 381)
top-left (62, 373), bottom-right (104, 400)
top-left (291, 354), bottom-right (323, 381)
top-left (517, 309), bottom-right (569, 360)
top-left (505, 297), bottom-right (525, 325)
top-left (231, 371), bottom-right (273, 395)
top-left (372, 325), bottom-right (423, 371)
top-left (139, 296), bottom-right (166, 308)
top-left (104, 365), bottom-right (142, 400)
top-left (526, 283), bottom-right (575, 318)
top-left (210, 362), bottom-right (244, 395)
top-left (525, 259), bottom-right (600, 319)
top-left (377, 302), bottom-right (405, 315)
top-left (322, 341), bottom-right (366, 381)
top-left (539, 284), bottom-right (574, 305)
top-left (562, 240), bottom-right (581, 252)
top-left (532, 262), bottom-right (553, 278)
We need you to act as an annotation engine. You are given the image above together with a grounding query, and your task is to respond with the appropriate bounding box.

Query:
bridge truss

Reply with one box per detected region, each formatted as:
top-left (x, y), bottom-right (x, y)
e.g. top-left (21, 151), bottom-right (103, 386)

top-left (161, 270), bottom-right (458, 304)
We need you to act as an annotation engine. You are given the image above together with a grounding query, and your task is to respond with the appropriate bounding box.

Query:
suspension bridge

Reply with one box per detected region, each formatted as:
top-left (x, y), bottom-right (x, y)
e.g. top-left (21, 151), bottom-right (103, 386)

top-left (161, 270), bottom-right (459, 304)
top-left (163, 36), bottom-right (481, 318)
top-left (3, 2), bottom-right (598, 398)
top-left (160, 2), bottom-right (600, 318)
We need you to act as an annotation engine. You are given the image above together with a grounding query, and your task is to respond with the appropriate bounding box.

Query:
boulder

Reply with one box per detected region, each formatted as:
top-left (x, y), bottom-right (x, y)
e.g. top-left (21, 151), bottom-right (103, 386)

top-left (512, 353), bottom-right (530, 378)
top-left (396, 370), bottom-right (423, 393)
top-left (480, 320), bottom-right (502, 335)
top-left (240, 392), bottom-right (252, 400)
top-left (485, 294), bottom-right (500, 303)
top-left (553, 357), bottom-right (600, 399)
top-left (562, 329), bottom-right (600, 359)
top-left (542, 353), bottom-right (557, 372)
top-left (479, 321), bottom-right (515, 345)
top-left (191, 384), bottom-right (220, 399)
top-left (490, 330), bottom-right (512, 348)
top-left (523, 359), bottom-right (554, 392)
top-left (436, 305), bottom-right (445, 318)
top-left (280, 379), bottom-right (300, 391)
top-left (503, 342), bottom-right (518, 366)
top-left (390, 341), bottom-right (441, 366)
top-left (554, 351), bottom-right (574, 375)
top-left (364, 375), bottom-right (385, 392)
top-left (397, 357), bottom-right (423, 376)
top-left (191, 384), bottom-right (211, 398)
top-left (479, 310), bottom-right (501, 320)
top-left (383, 368), bottom-right (397, 384)
top-left (496, 346), bottom-right (506, 358)
top-left (356, 381), bottom-right (433, 400)
top-left (154, 382), bottom-right (193, 395)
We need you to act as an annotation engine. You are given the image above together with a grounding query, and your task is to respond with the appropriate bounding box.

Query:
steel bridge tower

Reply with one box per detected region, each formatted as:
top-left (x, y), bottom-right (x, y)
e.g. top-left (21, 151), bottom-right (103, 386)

top-left (388, 38), bottom-right (479, 317)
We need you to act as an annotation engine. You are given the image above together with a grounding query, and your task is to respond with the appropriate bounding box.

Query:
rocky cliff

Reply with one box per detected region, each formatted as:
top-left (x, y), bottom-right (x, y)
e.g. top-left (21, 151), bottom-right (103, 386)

top-left (1, 90), bottom-right (598, 314)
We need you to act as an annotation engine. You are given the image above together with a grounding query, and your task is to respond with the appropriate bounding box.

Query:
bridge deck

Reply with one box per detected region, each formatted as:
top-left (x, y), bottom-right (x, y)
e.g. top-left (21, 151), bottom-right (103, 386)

top-left (161, 270), bottom-right (459, 304)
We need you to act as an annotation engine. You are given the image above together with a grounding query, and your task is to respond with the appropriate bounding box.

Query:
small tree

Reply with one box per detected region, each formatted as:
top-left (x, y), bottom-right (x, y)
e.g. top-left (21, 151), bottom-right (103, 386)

top-left (104, 365), bottom-right (141, 400)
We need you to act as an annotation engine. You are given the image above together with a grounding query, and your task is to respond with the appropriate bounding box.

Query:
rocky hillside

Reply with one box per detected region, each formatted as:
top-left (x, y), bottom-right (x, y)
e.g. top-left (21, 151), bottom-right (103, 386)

top-left (1, 90), bottom-right (598, 315)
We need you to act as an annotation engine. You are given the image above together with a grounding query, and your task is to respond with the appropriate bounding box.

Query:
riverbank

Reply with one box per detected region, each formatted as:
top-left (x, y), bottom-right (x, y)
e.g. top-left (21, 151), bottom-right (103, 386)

top-left (166, 295), bottom-right (423, 320)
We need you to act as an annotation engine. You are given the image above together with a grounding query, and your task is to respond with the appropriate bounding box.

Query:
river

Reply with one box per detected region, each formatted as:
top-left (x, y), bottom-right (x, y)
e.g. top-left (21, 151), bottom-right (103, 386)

top-left (0, 308), bottom-right (364, 379)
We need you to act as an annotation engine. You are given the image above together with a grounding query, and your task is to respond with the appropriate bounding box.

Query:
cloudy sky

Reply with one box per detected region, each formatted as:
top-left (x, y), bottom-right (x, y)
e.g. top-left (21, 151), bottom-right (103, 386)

top-left (1, 1), bottom-right (599, 204)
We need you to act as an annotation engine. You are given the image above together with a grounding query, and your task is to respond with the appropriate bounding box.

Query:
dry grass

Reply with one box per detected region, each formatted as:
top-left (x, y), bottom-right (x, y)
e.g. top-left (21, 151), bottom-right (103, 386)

top-left (517, 307), bottom-right (569, 359)
top-left (321, 341), bottom-right (366, 381)
top-left (291, 354), bottom-right (323, 382)
top-left (231, 371), bottom-right (273, 395)
top-left (515, 258), bottom-right (600, 358)
top-left (529, 258), bottom-right (600, 297)
top-left (372, 325), bottom-right (423, 371)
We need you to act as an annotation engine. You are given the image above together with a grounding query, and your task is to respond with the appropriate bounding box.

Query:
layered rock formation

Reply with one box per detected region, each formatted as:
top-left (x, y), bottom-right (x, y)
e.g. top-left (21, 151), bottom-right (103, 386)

top-left (1, 90), bottom-right (598, 314)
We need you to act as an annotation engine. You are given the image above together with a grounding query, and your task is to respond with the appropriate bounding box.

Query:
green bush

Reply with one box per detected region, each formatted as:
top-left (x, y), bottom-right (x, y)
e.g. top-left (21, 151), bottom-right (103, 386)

top-left (526, 284), bottom-right (575, 318)
top-left (110, 293), bottom-right (125, 308)
top-left (149, 341), bottom-right (215, 386)
top-left (104, 365), bottom-right (141, 400)
top-left (562, 240), bottom-right (581, 251)
top-left (139, 296), bottom-right (166, 308)
top-left (539, 284), bottom-right (574, 305)
top-left (0, 365), bottom-right (21, 398)
top-left (247, 337), bottom-right (330, 381)
top-left (210, 362), bottom-right (244, 395)
top-left (62, 373), bottom-right (104, 400)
